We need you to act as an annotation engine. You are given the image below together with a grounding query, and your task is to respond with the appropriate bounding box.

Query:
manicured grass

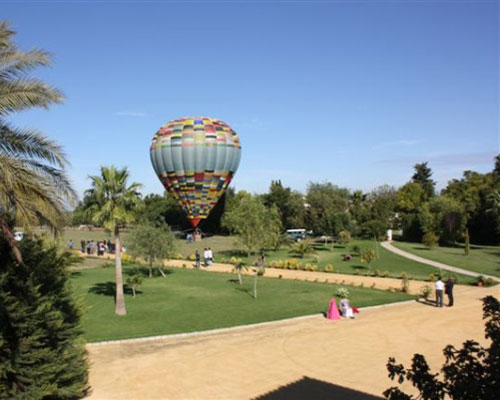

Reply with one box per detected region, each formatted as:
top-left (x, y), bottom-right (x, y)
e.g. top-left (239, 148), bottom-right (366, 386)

top-left (392, 241), bottom-right (500, 278)
top-left (71, 265), bottom-right (413, 342)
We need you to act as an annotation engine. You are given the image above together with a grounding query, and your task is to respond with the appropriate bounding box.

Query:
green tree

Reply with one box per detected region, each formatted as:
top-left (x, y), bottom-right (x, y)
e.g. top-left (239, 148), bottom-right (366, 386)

top-left (263, 180), bottom-right (306, 229)
top-left (384, 296), bottom-right (499, 400)
top-left (222, 192), bottom-right (282, 258)
top-left (412, 162), bottom-right (435, 199)
top-left (305, 182), bottom-right (351, 236)
top-left (419, 196), bottom-right (466, 244)
top-left (396, 182), bottom-right (426, 242)
top-left (360, 249), bottom-right (378, 270)
top-left (0, 236), bottom-right (89, 398)
top-left (0, 21), bottom-right (74, 263)
top-left (127, 223), bottom-right (177, 277)
top-left (422, 232), bottom-right (439, 249)
top-left (85, 166), bottom-right (142, 316)
top-left (126, 270), bottom-right (143, 298)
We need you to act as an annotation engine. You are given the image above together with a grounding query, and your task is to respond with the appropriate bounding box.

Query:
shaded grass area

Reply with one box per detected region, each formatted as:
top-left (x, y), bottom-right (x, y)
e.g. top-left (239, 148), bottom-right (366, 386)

top-left (392, 241), bottom-right (500, 278)
top-left (71, 265), bottom-right (413, 342)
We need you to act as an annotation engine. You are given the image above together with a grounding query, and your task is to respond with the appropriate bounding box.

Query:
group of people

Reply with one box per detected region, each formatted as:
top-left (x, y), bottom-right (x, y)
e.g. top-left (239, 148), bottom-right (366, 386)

top-left (72, 239), bottom-right (115, 256)
top-left (327, 297), bottom-right (358, 320)
top-left (435, 276), bottom-right (454, 307)
top-left (194, 248), bottom-right (214, 268)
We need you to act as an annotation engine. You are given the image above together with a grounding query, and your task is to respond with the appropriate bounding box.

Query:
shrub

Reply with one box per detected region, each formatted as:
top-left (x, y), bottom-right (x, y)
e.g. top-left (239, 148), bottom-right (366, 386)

top-left (121, 253), bottom-right (134, 264)
top-left (382, 270), bottom-right (390, 277)
top-left (385, 296), bottom-right (500, 399)
top-left (101, 261), bottom-right (114, 268)
top-left (229, 256), bottom-right (243, 265)
top-left (360, 249), bottom-right (378, 269)
top-left (477, 275), bottom-right (485, 286)
top-left (324, 264), bottom-right (335, 273)
top-left (374, 269), bottom-right (381, 277)
top-left (351, 245), bottom-right (361, 255)
top-left (188, 254), bottom-right (196, 261)
top-left (429, 273), bottom-right (436, 282)
top-left (287, 258), bottom-right (299, 268)
top-left (339, 230), bottom-right (352, 245)
top-left (172, 252), bottom-right (184, 260)
top-left (422, 232), bottom-right (439, 249)
top-left (257, 267), bottom-right (265, 276)
top-left (277, 259), bottom-right (286, 269)
top-left (126, 270), bottom-right (143, 298)
top-left (0, 237), bottom-right (89, 398)
top-left (419, 285), bottom-right (432, 299)
top-left (335, 287), bottom-right (349, 298)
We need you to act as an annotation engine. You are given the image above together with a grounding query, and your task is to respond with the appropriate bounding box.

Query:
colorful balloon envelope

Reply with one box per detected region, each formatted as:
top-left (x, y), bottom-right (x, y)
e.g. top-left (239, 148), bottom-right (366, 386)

top-left (150, 117), bottom-right (242, 228)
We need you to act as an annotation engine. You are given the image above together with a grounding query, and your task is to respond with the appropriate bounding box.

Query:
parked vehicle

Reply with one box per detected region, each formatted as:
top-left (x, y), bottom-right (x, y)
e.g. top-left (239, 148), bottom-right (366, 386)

top-left (286, 228), bottom-right (307, 242)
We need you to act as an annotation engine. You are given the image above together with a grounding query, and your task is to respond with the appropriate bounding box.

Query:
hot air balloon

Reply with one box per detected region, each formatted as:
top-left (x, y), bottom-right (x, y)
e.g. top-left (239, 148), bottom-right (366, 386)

top-left (150, 117), bottom-right (241, 228)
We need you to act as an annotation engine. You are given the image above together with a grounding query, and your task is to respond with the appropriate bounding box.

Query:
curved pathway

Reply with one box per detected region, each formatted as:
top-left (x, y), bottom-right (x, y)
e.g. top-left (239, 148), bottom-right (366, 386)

top-left (381, 241), bottom-right (500, 283)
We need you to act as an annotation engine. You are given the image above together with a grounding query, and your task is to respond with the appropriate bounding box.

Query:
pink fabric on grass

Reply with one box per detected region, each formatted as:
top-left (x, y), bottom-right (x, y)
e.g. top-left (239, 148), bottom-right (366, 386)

top-left (327, 298), bottom-right (341, 320)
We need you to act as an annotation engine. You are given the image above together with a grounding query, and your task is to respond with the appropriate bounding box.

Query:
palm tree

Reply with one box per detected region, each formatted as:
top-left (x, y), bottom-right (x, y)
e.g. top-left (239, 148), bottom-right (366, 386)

top-left (0, 21), bottom-right (73, 263)
top-left (85, 166), bottom-right (142, 316)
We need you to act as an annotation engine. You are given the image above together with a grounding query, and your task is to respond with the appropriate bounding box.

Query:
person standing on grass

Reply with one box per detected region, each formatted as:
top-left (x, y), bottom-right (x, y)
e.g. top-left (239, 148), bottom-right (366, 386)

top-left (80, 240), bottom-right (85, 253)
top-left (195, 249), bottom-right (201, 269)
top-left (435, 276), bottom-right (444, 307)
top-left (208, 247), bottom-right (213, 266)
top-left (445, 277), bottom-right (454, 307)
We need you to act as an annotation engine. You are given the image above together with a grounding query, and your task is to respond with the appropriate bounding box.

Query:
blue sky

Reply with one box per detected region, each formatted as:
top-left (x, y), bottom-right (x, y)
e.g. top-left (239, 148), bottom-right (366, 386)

top-left (3, 0), bottom-right (499, 198)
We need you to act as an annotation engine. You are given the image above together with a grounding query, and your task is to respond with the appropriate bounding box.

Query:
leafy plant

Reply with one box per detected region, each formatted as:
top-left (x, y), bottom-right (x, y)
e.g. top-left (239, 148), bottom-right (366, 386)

top-left (289, 240), bottom-right (315, 258)
top-left (126, 270), bottom-right (143, 298)
top-left (419, 285), bottom-right (432, 300)
top-left (384, 296), bottom-right (500, 400)
top-left (422, 231), bottom-right (439, 249)
top-left (401, 272), bottom-right (410, 293)
top-left (360, 249), bottom-right (378, 269)
top-left (335, 287), bottom-right (349, 298)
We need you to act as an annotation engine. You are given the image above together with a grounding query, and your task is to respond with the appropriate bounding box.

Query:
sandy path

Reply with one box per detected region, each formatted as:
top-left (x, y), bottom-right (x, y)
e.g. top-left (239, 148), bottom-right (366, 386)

top-left (381, 241), bottom-right (500, 282)
top-left (86, 284), bottom-right (499, 399)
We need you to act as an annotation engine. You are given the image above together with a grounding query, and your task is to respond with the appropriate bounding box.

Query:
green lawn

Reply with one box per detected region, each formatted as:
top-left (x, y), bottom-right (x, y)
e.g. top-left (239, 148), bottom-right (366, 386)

top-left (71, 265), bottom-right (413, 342)
top-left (392, 241), bottom-right (500, 278)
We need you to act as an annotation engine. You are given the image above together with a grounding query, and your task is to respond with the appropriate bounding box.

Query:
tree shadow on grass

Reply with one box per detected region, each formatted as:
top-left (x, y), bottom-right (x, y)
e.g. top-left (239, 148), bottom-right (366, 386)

top-left (234, 285), bottom-right (255, 299)
top-left (124, 266), bottom-right (174, 278)
top-left (352, 264), bottom-right (368, 271)
top-left (70, 271), bottom-right (82, 277)
top-left (88, 281), bottom-right (141, 298)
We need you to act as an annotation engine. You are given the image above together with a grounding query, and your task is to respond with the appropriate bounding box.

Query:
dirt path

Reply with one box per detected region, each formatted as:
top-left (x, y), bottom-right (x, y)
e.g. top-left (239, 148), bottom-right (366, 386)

top-left (86, 284), bottom-right (498, 399)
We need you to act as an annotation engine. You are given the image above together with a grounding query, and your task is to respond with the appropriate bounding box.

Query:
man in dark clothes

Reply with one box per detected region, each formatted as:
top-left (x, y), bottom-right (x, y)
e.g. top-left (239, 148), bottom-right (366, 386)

top-left (445, 277), bottom-right (454, 307)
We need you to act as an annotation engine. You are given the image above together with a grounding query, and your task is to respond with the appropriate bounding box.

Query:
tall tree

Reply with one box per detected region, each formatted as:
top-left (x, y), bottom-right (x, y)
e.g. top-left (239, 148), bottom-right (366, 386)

top-left (263, 180), bottom-right (305, 229)
top-left (412, 162), bottom-right (436, 199)
top-left (305, 182), bottom-right (351, 236)
top-left (222, 191), bottom-right (282, 258)
top-left (0, 21), bottom-right (73, 263)
top-left (85, 166), bottom-right (142, 315)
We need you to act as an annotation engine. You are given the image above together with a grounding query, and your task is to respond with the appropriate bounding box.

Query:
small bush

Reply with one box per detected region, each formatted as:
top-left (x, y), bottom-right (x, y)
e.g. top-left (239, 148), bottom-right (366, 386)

top-left (101, 261), bottom-right (113, 268)
top-left (381, 270), bottom-right (390, 277)
top-left (422, 232), bottom-right (439, 248)
top-left (335, 287), bottom-right (349, 298)
top-left (374, 269), bottom-right (381, 277)
top-left (229, 256), bottom-right (242, 265)
top-left (428, 273), bottom-right (436, 282)
top-left (339, 230), bottom-right (352, 245)
top-left (419, 285), bottom-right (432, 299)
top-left (350, 245), bottom-right (361, 255)
top-left (257, 267), bottom-right (265, 276)
top-left (188, 254), bottom-right (196, 261)
top-left (324, 264), bottom-right (335, 273)
top-left (287, 258), bottom-right (299, 268)
top-left (172, 252), bottom-right (183, 260)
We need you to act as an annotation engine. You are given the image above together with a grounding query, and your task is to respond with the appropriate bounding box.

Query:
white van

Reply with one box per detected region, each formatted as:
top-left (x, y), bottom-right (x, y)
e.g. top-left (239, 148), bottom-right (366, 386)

top-left (286, 229), bottom-right (306, 242)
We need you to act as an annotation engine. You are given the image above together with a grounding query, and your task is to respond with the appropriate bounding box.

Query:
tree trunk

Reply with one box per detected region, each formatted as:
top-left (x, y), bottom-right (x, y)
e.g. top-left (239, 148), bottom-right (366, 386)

top-left (0, 215), bottom-right (23, 264)
top-left (114, 226), bottom-right (127, 316)
top-left (149, 261), bottom-right (153, 278)
top-left (132, 286), bottom-right (136, 298)
top-left (238, 270), bottom-right (242, 285)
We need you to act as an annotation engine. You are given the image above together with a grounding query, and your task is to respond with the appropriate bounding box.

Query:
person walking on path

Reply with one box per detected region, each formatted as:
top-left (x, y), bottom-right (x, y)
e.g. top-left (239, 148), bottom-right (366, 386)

top-left (195, 250), bottom-right (201, 269)
top-left (445, 277), bottom-right (454, 307)
top-left (203, 248), bottom-right (209, 267)
top-left (435, 277), bottom-right (444, 307)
